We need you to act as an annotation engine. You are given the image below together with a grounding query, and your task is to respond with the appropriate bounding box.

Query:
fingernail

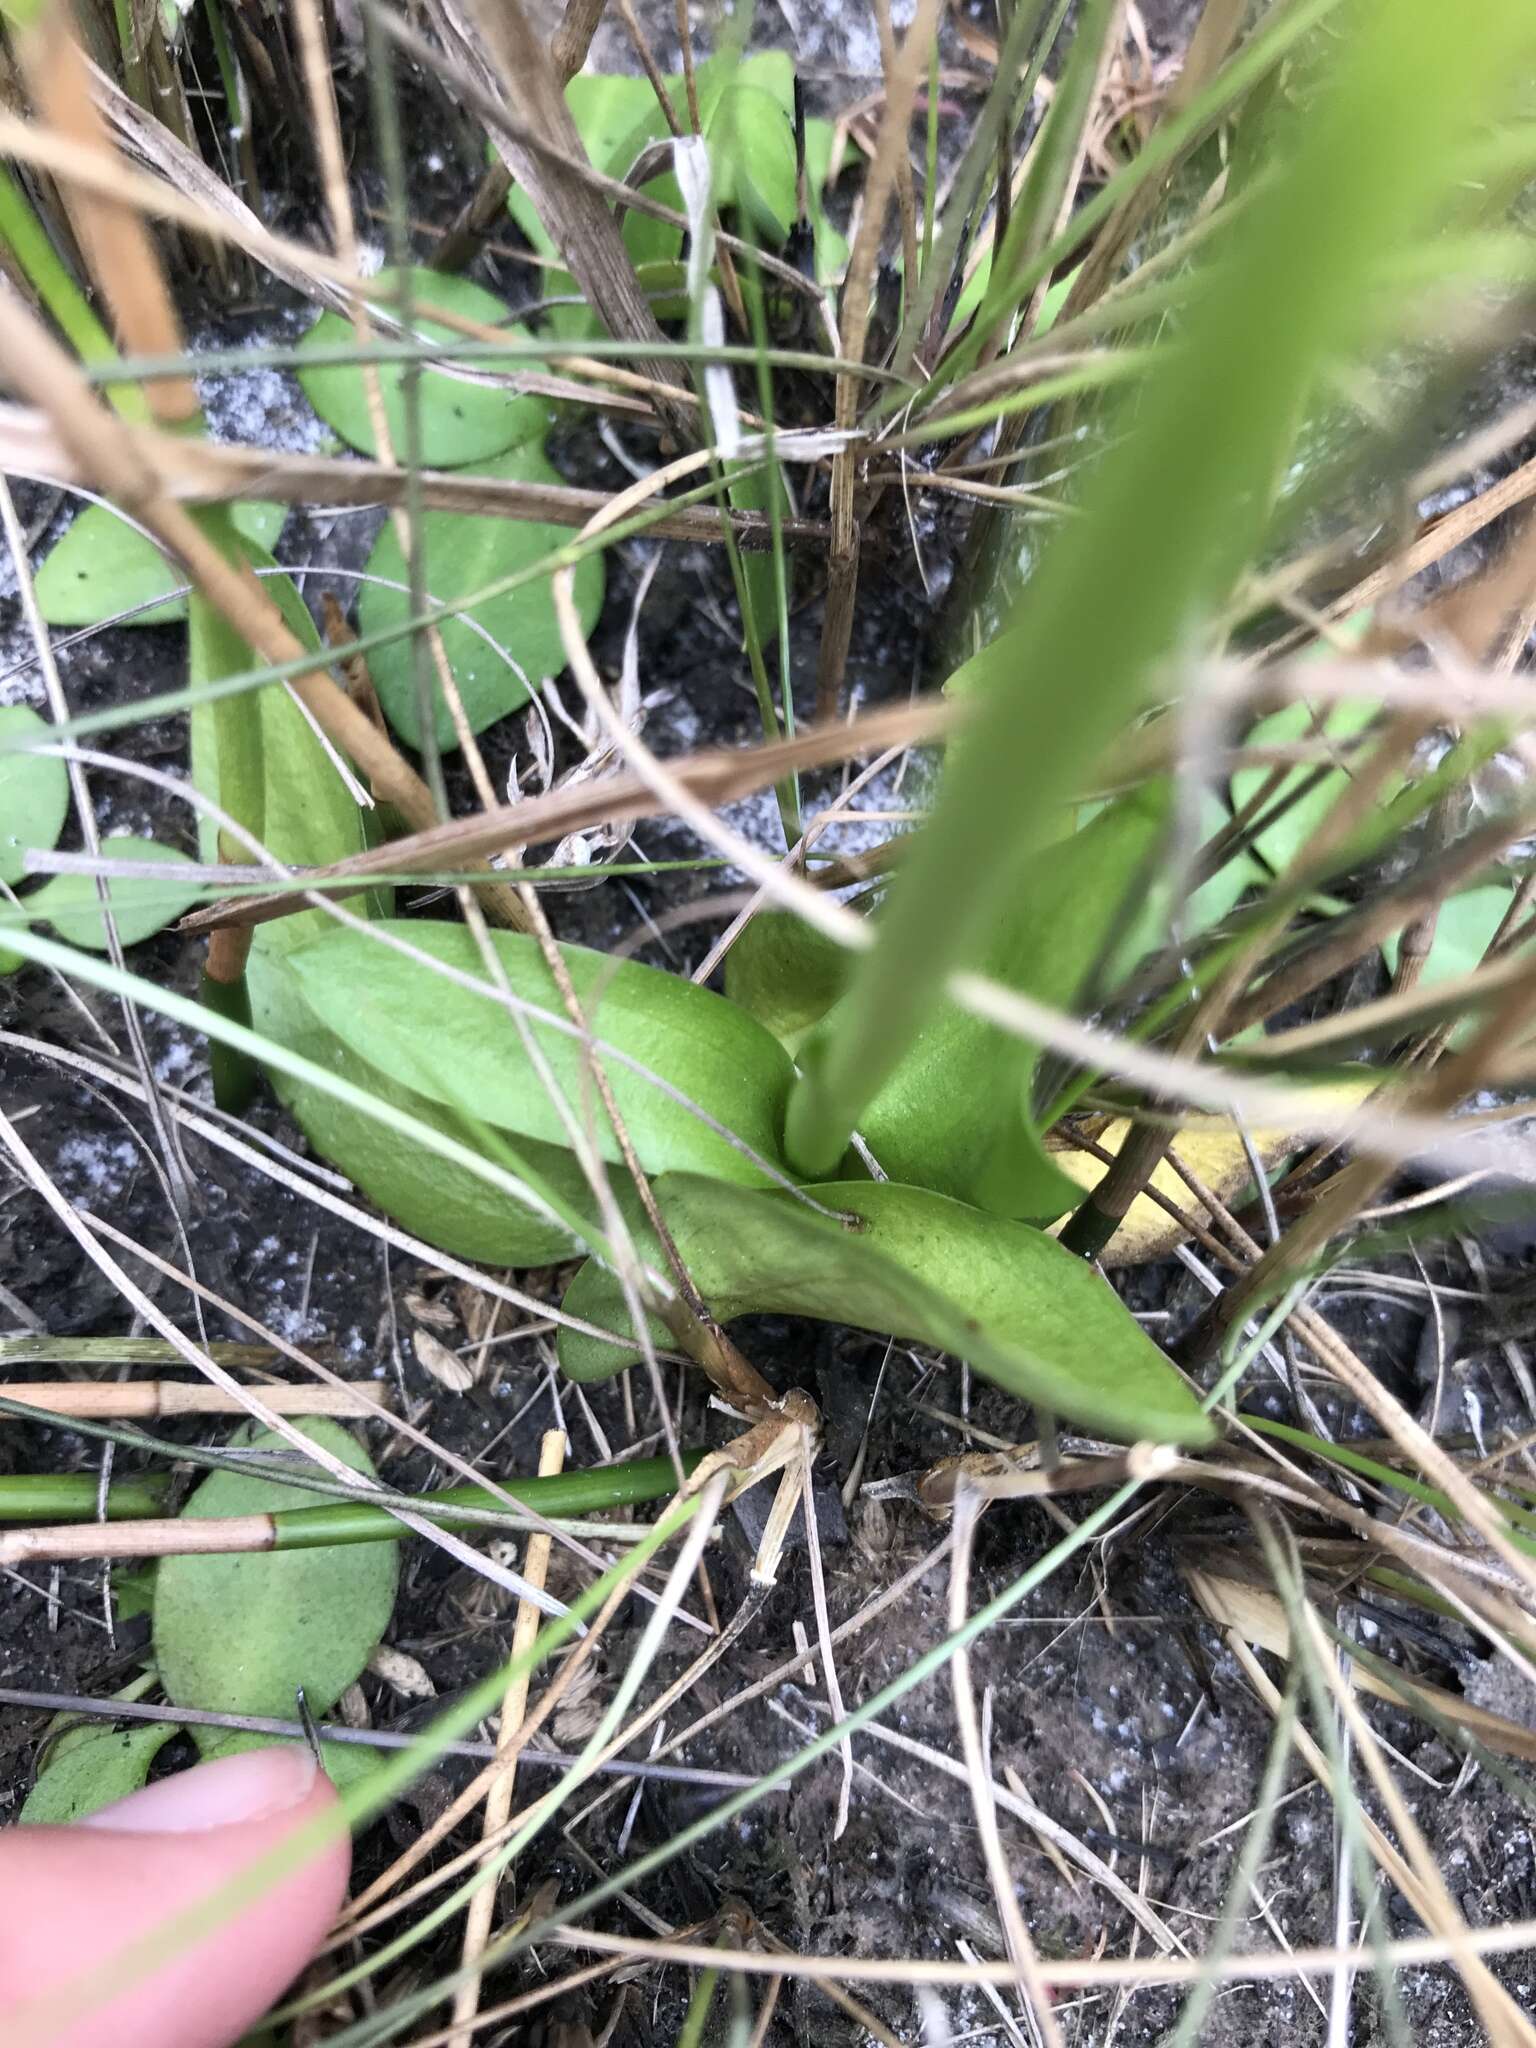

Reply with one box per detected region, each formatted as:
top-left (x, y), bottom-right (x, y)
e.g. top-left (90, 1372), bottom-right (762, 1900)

top-left (80, 1746), bottom-right (319, 1834)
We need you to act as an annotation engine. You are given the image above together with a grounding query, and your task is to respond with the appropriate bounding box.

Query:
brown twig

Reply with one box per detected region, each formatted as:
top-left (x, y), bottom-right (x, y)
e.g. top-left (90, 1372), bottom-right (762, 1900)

top-left (173, 696), bottom-right (958, 935)
top-left (815, 0), bottom-right (942, 720)
top-left (432, 0), bottom-right (609, 272)
top-left (428, 0), bottom-right (694, 442)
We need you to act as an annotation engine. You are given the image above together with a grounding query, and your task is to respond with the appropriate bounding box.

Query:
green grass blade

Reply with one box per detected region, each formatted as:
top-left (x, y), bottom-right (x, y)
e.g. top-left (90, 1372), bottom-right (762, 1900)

top-left (785, 0), bottom-right (1536, 1177)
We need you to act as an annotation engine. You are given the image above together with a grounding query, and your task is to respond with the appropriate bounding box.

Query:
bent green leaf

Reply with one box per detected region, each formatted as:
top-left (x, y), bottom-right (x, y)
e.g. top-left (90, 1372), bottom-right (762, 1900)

top-left (283, 919), bottom-right (798, 1186)
top-left (251, 941), bottom-right (597, 1267)
top-left (189, 542), bottom-right (375, 951)
top-left (358, 443), bottom-right (605, 751)
top-left (724, 909), bottom-right (851, 1054)
top-left (153, 1420), bottom-right (398, 1746)
top-left (558, 1175), bottom-right (1214, 1446)
top-left (297, 267), bottom-right (550, 465)
top-left (0, 704), bottom-right (68, 887)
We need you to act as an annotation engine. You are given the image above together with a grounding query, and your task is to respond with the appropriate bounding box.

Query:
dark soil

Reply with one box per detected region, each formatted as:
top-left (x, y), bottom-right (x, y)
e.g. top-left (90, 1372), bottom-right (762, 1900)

top-left (4, 5), bottom-right (1536, 2044)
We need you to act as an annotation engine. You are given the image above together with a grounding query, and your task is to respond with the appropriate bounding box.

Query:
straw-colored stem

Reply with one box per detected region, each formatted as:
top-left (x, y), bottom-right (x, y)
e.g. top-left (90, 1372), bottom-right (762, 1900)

top-left (0, 1450), bottom-right (698, 1563)
top-left (0, 1379), bottom-right (390, 1420)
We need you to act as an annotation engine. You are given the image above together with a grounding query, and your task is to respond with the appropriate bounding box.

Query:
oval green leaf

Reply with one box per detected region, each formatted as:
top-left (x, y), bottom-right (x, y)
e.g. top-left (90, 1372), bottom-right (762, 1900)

top-left (21, 1722), bottom-right (178, 1823)
top-left (250, 943), bottom-right (598, 1266)
top-left (153, 1419), bottom-right (398, 1740)
top-left (31, 834), bottom-right (200, 950)
top-left (0, 704), bottom-right (69, 888)
top-left (283, 919), bottom-right (796, 1185)
top-left (357, 443), bottom-right (605, 751)
top-left (34, 498), bottom-right (284, 629)
top-left (558, 1175), bottom-right (1214, 1446)
top-left (297, 267), bottom-right (550, 465)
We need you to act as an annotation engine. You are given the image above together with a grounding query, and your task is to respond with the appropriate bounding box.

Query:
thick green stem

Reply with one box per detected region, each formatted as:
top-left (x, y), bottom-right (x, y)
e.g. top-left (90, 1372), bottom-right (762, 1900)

top-left (0, 1473), bottom-right (171, 1522)
top-left (268, 1451), bottom-right (703, 1551)
top-left (0, 1453), bottom-right (701, 1544)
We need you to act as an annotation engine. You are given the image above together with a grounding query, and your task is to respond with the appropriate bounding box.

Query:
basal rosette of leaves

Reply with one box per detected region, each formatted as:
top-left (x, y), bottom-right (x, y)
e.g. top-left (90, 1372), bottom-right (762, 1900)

top-left (255, 786), bottom-right (1218, 1449)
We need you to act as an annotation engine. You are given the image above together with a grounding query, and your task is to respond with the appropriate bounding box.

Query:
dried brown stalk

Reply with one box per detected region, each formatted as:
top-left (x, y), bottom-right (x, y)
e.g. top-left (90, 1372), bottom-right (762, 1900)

top-left (427, 0), bottom-right (693, 442)
top-left (0, 1380), bottom-right (389, 1420)
top-left (432, 0), bottom-right (608, 273)
top-left (16, 14), bottom-right (196, 424)
top-left (0, 403), bottom-right (829, 536)
top-left (174, 695), bottom-right (957, 935)
top-left (816, 0), bottom-right (942, 720)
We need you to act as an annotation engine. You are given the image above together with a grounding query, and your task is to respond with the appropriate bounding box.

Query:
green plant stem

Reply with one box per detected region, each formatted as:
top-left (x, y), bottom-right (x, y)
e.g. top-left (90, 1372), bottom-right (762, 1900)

top-left (0, 1452), bottom-right (702, 1546)
top-left (198, 959), bottom-right (258, 1115)
top-left (110, 0), bottom-right (153, 112)
top-left (0, 165), bottom-right (147, 421)
top-left (0, 1474), bottom-right (171, 1523)
top-left (266, 1452), bottom-right (701, 1550)
top-left (920, 33), bottom-right (939, 276)
top-left (1243, 1414), bottom-right (1536, 1552)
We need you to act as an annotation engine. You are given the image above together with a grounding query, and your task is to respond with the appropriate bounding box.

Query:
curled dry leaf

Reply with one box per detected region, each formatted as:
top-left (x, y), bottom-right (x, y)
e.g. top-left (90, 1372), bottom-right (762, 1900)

top-left (367, 1645), bottom-right (437, 1700)
top-left (403, 1289), bottom-right (461, 1332)
top-left (412, 1327), bottom-right (476, 1393)
top-left (1183, 1558), bottom-right (1536, 1766)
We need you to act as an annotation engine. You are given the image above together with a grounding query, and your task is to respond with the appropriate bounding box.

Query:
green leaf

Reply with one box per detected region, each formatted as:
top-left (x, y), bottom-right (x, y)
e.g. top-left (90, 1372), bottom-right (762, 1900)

top-left (34, 498), bottom-right (284, 629)
top-left (1111, 788), bottom-right (1264, 978)
top-left (807, 787), bottom-right (1166, 1216)
top-left (249, 943), bottom-right (599, 1267)
top-left (21, 1723), bottom-right (177, 1823)
top-left (30, 835), bottom-right (200, 950)
top-left (707, 82), bottom-right (796, 243)
top-left (112, 1563), bottom-right (158, 1622)
top-left (358, 443), bottom-right (605, 751)
top-left (189, 543), bottom-right (374, 951)
top-left (558, 1175), bottom-right (1214, 1446)
top-left (153, 1420), bottom-right (398, 1744)
top-left (1229, 695), bottom-right (1381, 876)
top-left (724, 909), bottom-right (851, 1054)
top-left (569, 70), bottom-right (667, 175)
top-left (282, 919), bottom-right (798, 1186)
top-left (0, 704), bottom-right (69, 887)
top-left (297, 267), bottom-right (550, 465)
top-left (784, 0), bottom-right (1536, 1178)
top-left (803, 116), bottom-right (850, 283)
